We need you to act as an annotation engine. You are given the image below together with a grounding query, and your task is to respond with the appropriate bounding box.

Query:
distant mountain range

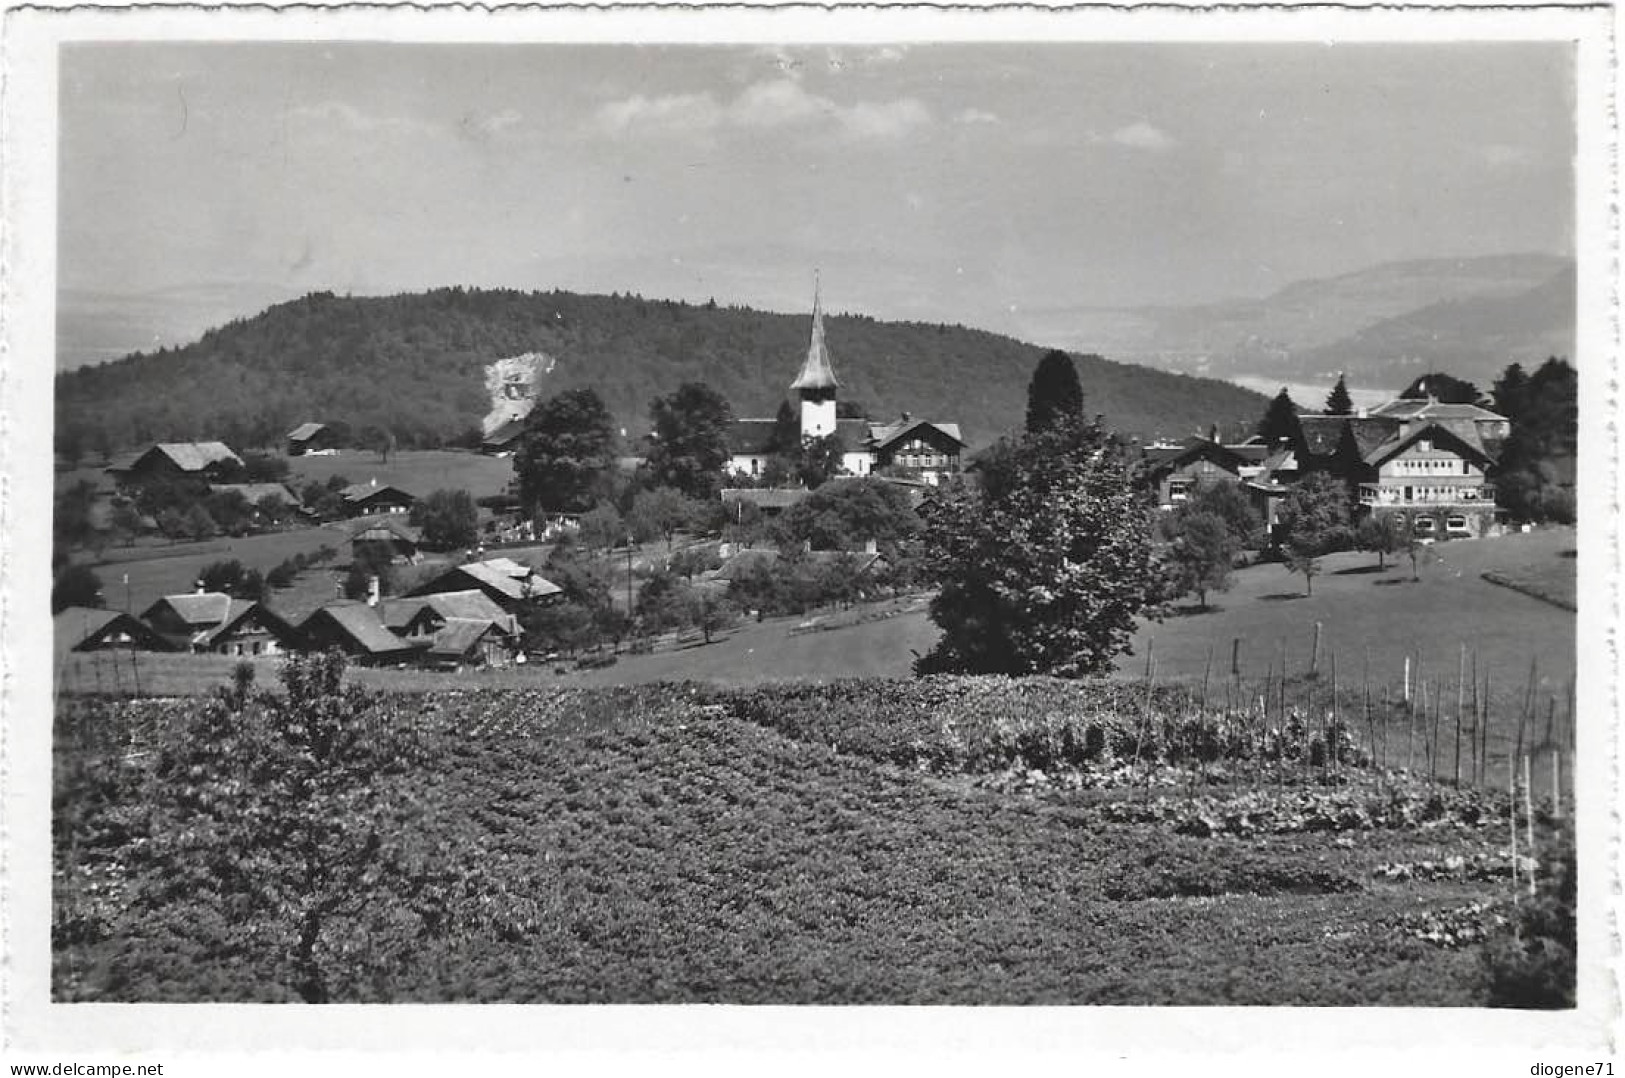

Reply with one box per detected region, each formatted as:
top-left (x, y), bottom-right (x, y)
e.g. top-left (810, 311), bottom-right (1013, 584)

top-left (54, 289), bottom-right (1270, 456)
top-left (1010, 253), bottom-right (1575, 395)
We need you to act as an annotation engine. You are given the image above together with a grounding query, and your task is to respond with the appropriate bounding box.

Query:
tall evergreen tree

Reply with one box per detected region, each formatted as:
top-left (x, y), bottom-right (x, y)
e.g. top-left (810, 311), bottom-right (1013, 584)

top-left (1024, 349), bottom-right (1085, 434)
top-left (1325, 374), bottom-right (1354, 416)
top-left (1256, 388), bottom-right (1303, 448)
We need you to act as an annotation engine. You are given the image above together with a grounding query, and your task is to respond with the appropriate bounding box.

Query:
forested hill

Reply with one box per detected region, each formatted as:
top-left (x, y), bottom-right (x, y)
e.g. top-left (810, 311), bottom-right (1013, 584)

top-left (56, 288), bottom-right (1270, 454)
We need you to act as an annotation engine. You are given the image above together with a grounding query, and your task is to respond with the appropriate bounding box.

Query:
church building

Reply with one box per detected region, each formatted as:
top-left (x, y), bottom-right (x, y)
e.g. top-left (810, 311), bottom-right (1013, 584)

top-left (726, 283), bottom-right (966, 486)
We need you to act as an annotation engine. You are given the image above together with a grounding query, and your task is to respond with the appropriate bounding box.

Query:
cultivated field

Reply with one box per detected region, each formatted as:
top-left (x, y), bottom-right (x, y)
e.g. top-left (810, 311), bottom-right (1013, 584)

top-left (55, 679), bottom-right (1565, 1005)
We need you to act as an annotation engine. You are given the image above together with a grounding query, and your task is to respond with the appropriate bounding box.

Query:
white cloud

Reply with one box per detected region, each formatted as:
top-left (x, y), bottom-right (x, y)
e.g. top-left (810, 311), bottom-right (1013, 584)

top-left (595, 91), bottom-right (723, 135)
top-left (1106, 121), bottom-right (1176, 151)
top-left (593, 78), bottom-right (930, 140)
top-left (730, 78), bottom-right (828, 128)
top-left (839, 98), bottom-right (931, 140)
top-left (954, 108), bottom-right (1000, 126)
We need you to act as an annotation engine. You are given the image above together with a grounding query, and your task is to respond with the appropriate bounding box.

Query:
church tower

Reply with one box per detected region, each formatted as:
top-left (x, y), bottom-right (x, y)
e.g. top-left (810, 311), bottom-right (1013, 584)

top-left (789, 275), bottom-right (839, 439)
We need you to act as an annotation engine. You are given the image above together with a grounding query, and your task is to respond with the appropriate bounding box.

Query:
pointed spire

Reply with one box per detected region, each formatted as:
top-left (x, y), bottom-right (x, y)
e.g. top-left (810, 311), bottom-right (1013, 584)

top-left (790, 271), bottom-right (840, 392)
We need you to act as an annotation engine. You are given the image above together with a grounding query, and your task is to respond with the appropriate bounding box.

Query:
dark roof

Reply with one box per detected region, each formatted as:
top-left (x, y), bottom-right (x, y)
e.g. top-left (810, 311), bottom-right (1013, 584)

top-left (866, 418), bottom-right (966, 450)
top-left (380, 590), bottom-right (517, 635)
top-left (1296, 415), bottom-right (1404, 459)
top-left (428, 618), bottom-right (503, 659)
top-left (409, 560), bottom-right (561, 604)
top-left (301, 602), bottom-right (415, 656)
top-left (287, 422), bottom-right (327, 441)
top-left (198, 601), bottom-right (301, 649)
top-left (339, 482), bottom-right (416, 504)
top-left (111, 442), bottom-right (242, 475)
top-left (54, 607), bottom-right (174, 654)
top-left (727, 419), bottom-right (781, 455)
top-left (349, 516), bottom-right (422, 544)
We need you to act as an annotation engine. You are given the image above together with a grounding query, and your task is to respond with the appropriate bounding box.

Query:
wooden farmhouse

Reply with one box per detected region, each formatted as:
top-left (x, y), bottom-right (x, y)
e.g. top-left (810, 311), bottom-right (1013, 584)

top-left (297, 602), bottom-right (419, 666)
top-left (54, 607), bottom-right (175, 655)
top-left (106, 442), bottom-right (243, 488)
top-left (138, 592), bottom-right (303, 656)
top-left (408, 558), bottom-right (561, 613)
top-left (286, 422), bottom-right (341, 456)
top-left (349, 517), bottom-right (423, 564)
top-left (338, 480), bottom-right (417, 518)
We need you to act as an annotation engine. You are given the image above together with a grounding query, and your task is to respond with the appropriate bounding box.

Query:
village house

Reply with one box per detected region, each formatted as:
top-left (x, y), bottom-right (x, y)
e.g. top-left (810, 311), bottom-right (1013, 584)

top-left (107, 442), bottom-right (243, 488)
top-left (338, 479), bottom-right (417, 518)
top-left (408, 557), bottom-right (562, 613)
top-left (379, 589), bottom-right (518, 643)
top-left (421, 618), bottom-right (514, 669)
top-left (726, 282), bottom-right (965, 486)
top-left (349, 516), bottom-right (423, 565)
top-left (138, 591), bottom-right (303, 655)
top-left (286, 422), bottom-right (341, 456)
top-left (1140, 430), bottom-right (1271, 509)
top-left (54, 607), bottom-right (175, 655)
top-left (297, 602), bottom-right (419, 666)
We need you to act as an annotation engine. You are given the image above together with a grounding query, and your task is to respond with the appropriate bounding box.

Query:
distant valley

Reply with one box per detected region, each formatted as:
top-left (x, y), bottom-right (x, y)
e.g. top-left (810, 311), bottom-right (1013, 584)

top-left (1009, 253), bottom-right (1575, 395)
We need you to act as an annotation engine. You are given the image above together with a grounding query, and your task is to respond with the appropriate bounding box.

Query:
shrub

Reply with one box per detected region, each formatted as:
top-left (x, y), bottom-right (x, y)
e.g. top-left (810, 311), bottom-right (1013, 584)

top-left (1482, 826), bottom-right (1576, 1008)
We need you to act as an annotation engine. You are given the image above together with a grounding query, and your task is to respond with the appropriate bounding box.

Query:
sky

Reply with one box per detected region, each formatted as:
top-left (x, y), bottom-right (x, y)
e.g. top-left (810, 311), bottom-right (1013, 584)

top-left (56, 41), bottom-right (1575, 368)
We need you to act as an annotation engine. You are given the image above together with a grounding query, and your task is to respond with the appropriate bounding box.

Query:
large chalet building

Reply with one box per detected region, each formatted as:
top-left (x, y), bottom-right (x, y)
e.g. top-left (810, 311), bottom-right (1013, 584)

top-left (726, 283), bottom-right (966, 487)
top-left (1143, 392), bottom-right (1513, 541)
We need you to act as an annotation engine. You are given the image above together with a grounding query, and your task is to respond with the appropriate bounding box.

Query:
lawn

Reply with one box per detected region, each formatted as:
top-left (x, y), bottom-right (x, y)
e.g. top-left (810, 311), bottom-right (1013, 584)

top-left (1114, 528), bottom-right (1578, 720)
top-left (76, 524), bottom-right (354, 618)
top-left (287, 448), bottom-right (515, 500)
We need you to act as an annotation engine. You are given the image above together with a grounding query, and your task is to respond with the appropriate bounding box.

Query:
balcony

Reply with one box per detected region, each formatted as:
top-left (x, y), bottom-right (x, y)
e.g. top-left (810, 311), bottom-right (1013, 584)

top-left (1359, 483), bottom-right (1496, 508)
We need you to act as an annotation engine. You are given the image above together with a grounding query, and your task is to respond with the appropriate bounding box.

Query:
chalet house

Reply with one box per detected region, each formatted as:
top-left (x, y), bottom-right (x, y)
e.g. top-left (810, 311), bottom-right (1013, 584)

top-left (286, 422), bottom-right (340, 456)
top-left (298, 602), bottom-right (419, 666)
top-left (379, 589), bottom-right (519, 645)
top-left (1287, 398), bottom-right (1509, 538)
top-left (1140, 433), bottom-right (1271, 509)
top-left (481, 417), bottom-right (527, 456)
top-left (54, 607), bottom-right (175, 655)
top-left (407, 557), bottom-right (562, 613)
top-left (138, 592), bottom-right (302, 655)
top-left (349, 517), bottom-right (423, 565)
top-left (725, 282), bottom-right (965, 485)
top-left (107, 442), bottom-right (243, 487)
top-left (422, 618), bottom-right (513, 669)
top-left (338, 480), bottom-right (417, 518)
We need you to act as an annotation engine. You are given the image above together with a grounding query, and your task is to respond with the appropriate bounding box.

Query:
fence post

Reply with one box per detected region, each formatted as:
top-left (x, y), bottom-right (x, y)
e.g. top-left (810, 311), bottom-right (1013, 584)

top-left (1523, 754), bottom-right (1536, 897)
top-left (1310, 621), bottom-right (1321, 678)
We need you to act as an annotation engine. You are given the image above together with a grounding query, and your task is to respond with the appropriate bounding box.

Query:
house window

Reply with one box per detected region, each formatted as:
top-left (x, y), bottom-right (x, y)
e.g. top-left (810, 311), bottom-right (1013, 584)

top-left (1419, 439), bottom-right (1431, 453)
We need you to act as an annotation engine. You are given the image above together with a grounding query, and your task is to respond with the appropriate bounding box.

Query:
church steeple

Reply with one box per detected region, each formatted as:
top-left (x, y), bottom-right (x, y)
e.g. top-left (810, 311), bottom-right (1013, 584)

top-left (791, 272), bottom-right (839, 438)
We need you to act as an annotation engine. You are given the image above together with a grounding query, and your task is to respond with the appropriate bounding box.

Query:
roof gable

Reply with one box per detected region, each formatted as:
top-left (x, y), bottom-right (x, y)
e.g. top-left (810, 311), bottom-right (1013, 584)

top-left (301, 603), bottom-right (413, 655)
top-left (867, 418), bottom-right (967, 452)
top-left (142, 592), bottom-right (233, 627)
top-left (287, 422), bottom-right (327, 441)
top-left (1365, 422), bottom-right (1496, 469)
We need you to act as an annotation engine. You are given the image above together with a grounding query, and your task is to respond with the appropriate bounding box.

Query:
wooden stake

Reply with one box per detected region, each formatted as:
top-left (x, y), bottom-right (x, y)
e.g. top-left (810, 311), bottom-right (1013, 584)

top-left (1509, 757), bottom-right (1520, 903)
top-left (1523, 754), bottom-right (1536, 896)
top-left (1454, 644), bottom-right (1465, 786)
top-left (1407, 681), bottom-right (1417, 775)
top-left (1310, 621), bottom-right (1322, 678)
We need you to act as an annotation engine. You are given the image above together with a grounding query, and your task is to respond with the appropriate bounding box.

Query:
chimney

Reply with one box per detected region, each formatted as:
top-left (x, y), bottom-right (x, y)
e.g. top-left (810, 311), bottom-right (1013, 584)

top-left (864, 538), bottom-right (878, 556)
top-left (1356, 407), bottom-right (1368, 419)
top-left (1208, 424), bottom-right (1220, 443)
top-left (367, 575), bottom-right (380, 607)
top-left (901, 411), bottom-right (912, 424)
top-left (194, 579), bottom-right (205, 594)
top-left (371, 477), bottom-right (378, 488)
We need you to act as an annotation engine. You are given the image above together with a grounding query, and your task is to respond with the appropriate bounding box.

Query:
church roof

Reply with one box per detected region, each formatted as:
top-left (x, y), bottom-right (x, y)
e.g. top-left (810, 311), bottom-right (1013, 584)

top-left (789, 282), bottom-right (840, 392)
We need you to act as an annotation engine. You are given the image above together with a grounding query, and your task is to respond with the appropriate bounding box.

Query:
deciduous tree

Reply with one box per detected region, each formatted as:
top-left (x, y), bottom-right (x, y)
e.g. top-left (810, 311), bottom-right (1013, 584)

top-left (513, 388), bottom-right (617, 515)
top-left (1276, 472), bottom-right (1351, 596)
top-left (916, 417), bottom-right (1156, 677)
top-left (1167, 510), bottom-right (1236, 610)
top-left (646, 382), bottom-right (734, 500)
top-left (411, 489), bottom-right (479, 551)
